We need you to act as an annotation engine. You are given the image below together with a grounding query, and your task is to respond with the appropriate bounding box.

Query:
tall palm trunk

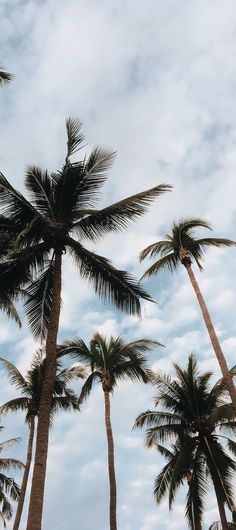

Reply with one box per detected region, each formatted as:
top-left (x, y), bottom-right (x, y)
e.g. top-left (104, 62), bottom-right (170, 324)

top-left (183, 261), bottom-right (236, 409)
top-left (26, 251), bottom-right (62, 530)
top-left (215, 493), bottom-right (229, 530)
top-left (104, 390), bottom-right (117, 530)
top-left (13, 417), bottom-right (35, 530)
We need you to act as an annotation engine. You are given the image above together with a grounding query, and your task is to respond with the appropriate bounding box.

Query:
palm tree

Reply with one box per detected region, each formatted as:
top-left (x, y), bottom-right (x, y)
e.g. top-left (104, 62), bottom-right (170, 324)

top-left (0, 117), bottom-right (170, 530)
top-left (59, 333), bottom-right (161, 530)
top-left (0, 67), bottom-right (13, 86)
top-left (140, 218), bottom-right (236, 407)
top-left (0, 350), bottom-right (85, 530)
top-left (0, 431), bottom-right (23, 527)
top-left (134, 355), bottom-right (236, 530)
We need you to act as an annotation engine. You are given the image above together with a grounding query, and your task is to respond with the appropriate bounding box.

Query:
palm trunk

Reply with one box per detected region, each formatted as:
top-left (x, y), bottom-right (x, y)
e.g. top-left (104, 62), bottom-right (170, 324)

top-left (13, 417), bottom-right (35, 530)
top-left (104, 390), bottom-right (117, 530)
top-left (215, 494), bottom-right (229, 530)
top-left (184, 264), bottom-right (236, 409)
top-left (26, 251), bottom-right (62, 530)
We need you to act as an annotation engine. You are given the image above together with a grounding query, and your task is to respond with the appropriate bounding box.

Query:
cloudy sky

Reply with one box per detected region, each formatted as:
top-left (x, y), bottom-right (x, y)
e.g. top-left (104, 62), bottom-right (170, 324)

top-left (0, 0), bottom-right (236, 529)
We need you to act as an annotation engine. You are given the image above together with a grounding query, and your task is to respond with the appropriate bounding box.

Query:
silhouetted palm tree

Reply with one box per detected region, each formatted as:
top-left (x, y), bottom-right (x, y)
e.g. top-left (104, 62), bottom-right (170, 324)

top-left (140, 219), bottom-right (236, 407)
top-left (59, 333), bottom-right (161, 530)
top-left (134, 355), bottom-right (236, 530)
top-left (0, 351), bottom-right (85, 530)
top-left (0, 117), bottom-right (170, 529)
top-left (0, 431), bottom-right (23, 527)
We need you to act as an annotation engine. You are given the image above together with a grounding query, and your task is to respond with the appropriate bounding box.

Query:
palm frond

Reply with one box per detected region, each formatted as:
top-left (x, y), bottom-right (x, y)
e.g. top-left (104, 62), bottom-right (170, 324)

top-left (25, 166), bottom-right (55, 219)
top-left (66, 117), bottom-right (85, 159)
top-left (139, 240), bottom-right (173, 261)
top-left (24, 258), bottom-right (55, 340)
top-left (185, 449), bottom-right (207, 530)
top-left (79, 371), bottom-right (102, 403)
top-left (0, 358), bottom-right (29, 393)
top-left (75, 184), bottom-right (171, 241)
top-left (0, 294), bottom-right (21, 327)
top-left (0, 68), bottom-right (13, 86)
top-left (0, 398), bottom-right (30, 416)
top-left (140, 252), bottom-right (179, 279)
top-left (68, 237), bottom-right (153, 316)
top-left (154, 455), bottom-right (178, 503)
top-left (196, 237), bottom-right (236, 249)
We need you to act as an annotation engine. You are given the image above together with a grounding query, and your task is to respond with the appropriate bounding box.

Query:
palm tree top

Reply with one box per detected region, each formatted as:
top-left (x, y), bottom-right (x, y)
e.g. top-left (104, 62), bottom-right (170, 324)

top-left (140, 217), bottom-right (236, 277)
top-left (0, 349), bottom-right (85, 423)
top-left (0, 117), bottom-right (171, 338)
top-left (58, 332), bottom-right (162, 397)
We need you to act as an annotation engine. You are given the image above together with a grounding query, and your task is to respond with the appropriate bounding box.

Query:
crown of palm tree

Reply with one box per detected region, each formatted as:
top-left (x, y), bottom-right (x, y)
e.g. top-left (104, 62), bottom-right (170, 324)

top-left (0, 118), bottom-right (171, 339)
top-left (140, 218), bottom-right (235, 277)
top-left (0, 349), bottom-right (85, 423)
top-left (58, 332), bottom-right (161, 399)
top-left (134, 355), bottom-right (236, 530)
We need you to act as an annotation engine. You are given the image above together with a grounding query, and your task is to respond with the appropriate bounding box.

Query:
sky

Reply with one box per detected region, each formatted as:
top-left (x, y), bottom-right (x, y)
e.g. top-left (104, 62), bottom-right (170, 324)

top-left (0, 0), bottom-right (236, 529)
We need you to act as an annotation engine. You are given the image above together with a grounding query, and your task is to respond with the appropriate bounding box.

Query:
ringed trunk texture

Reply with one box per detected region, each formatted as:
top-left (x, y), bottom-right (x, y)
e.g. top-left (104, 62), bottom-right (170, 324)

top-left (185, 264), bottom-right (236, 409)
top-left (26, 252), bottom-right (62, 530)
top-left (13, 417), bottom-right (35, 530)
top-left (104, 390), bottom-right (117, 530)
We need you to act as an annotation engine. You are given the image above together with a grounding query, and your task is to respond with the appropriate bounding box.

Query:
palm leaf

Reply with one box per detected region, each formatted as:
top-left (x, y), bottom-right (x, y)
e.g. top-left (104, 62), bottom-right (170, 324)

top-left (0, 358), bottom-right (29, 393)
top-left (68, 237), bottom-right (153, 316)
top-left (75, 184), bottom-right (171, 241)
top-left (24, 258), bottom-right (55, 340)
top-left (0, 68), bottom-right (13, 86)
top-left (25, 166), bottom-right (55, 219)
top-left (66, 117), bottom-right (85, 159)
top-left (79, 371), bottom-right (102, 403)
top-left (140, 252), bottom-right (179, 279)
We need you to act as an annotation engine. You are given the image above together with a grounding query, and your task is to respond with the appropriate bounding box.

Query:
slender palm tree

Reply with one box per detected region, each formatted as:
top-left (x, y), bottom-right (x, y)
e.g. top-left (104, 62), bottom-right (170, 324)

top-left (59, 333), bottom-right (161, 530)
top-left (134, 355), bottom-right (236, 530)
top-left (0, 68), bottom-right (13, 86)
top-left (0, 431), bottom-right (23, 527)
top-left (0, 350), bottom-right (85, 530)
top-left (0, 117), bottom-right (170, 530)
top-left (140, 218), bottom-right (236, 407)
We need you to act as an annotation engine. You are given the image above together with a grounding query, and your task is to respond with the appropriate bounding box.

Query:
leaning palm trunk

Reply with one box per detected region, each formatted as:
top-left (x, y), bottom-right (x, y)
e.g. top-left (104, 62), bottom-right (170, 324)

top-left (26, 252), bottom-right (62, 530)
top-left (13, 417), bottom-right (35, 530)
top-left (215, 493), bottom-right (229, 530)
top-left (104, 390), bottom-right (117, 530)
top-left (182, 257), bottom-right (236, 409)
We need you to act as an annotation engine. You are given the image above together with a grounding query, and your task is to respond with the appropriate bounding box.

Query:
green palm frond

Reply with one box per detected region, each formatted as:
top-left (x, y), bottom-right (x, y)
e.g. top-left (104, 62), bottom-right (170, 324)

top-left (24, 258), bottom-right (55, 340)
top-left (66, 117), bottom-right (85, 159)
top-left (75, 184), bottom-right (171, 241)
top-left (68, 237), bottom-right (153, 316)
top-left (154, 443), bottom-right (174, 459)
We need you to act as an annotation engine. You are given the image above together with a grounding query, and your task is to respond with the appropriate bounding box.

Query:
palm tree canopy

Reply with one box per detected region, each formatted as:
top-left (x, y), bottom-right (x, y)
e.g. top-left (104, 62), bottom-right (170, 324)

top-left (0, 67), bottom-right (13, 86)
top-left (140, 218), bottom-right (236, 278)
top-left (0, 349), bottom-right (85, 423)
top-left (0, 118), bottom-right (171, 339)
top-left (58, 333), bottom-right (162, 399)
top-left (134, 355), bottom-right (236, 529)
